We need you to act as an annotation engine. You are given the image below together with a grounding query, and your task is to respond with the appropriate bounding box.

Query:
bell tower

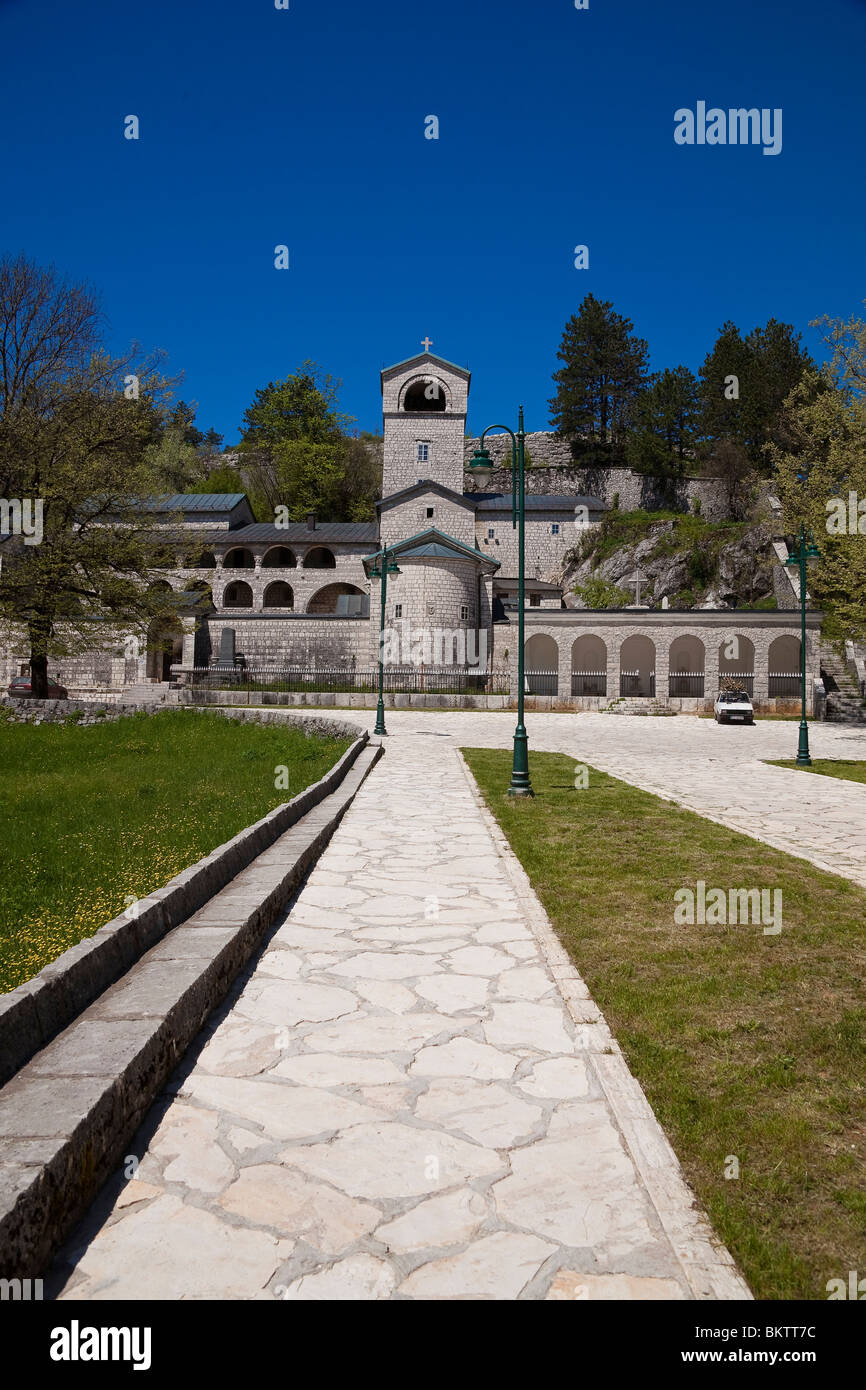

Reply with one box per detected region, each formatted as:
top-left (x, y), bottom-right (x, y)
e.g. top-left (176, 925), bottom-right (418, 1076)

top-left (381, 350), bottom-right (470, 498)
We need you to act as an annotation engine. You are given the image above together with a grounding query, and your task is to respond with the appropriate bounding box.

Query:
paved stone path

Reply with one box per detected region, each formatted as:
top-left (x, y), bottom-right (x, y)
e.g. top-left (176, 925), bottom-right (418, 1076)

top-left (53, 711), bottom-right (865, 1301)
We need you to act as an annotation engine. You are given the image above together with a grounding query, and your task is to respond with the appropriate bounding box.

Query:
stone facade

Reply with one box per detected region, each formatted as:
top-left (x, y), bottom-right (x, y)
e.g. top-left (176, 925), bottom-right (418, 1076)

top-left (0, 349), bottom-right (817, 704)
top-left (507, 609), bottom-right (822, 713)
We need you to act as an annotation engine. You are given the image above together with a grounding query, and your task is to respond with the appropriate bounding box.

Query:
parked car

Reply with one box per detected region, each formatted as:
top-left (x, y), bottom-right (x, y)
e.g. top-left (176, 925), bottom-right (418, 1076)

top-left (714, 689), bottom-right (754, 724)
top-left (7, 674), bottom-right (69, 699)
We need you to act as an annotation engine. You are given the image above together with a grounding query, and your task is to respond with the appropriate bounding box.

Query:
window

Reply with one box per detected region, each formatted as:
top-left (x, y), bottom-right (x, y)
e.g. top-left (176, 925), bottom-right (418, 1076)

top-left (551, 523), bottom-right (560, 535)
top-left (487, 528), bottom-right (495, 539)
top-left (417, 443), bottom-right (430, 462)
top-left (529, 593), bottom-right (541, 607)
top-left (460, 605), bottom-right (469, 621)
top-left (394, 604), bottom-right (402, 619)
top-left (426, 507), bottom-right (434, 519)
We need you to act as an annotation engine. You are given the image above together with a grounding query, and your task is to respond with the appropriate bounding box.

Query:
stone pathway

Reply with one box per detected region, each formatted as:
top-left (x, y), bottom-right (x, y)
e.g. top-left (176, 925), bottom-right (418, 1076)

top-left (53, 719), bottom-right (756, 1302)
top-left (54, 709), bottom-right (865, 1301)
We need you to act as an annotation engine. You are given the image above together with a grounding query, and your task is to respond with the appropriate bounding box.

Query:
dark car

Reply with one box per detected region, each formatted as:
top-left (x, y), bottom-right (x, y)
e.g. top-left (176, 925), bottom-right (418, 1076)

top-left (7, 674), bottom-right (69, 699)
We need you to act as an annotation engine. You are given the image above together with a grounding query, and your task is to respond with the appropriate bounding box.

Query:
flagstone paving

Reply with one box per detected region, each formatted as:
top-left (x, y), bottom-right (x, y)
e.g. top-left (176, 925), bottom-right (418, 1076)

top-left (53, 711), bottom-right (865, 1301)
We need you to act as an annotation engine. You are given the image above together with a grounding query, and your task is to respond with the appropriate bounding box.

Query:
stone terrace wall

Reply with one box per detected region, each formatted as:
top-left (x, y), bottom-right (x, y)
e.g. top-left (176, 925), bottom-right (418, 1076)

top-left (463, 433), bottom-right (731, 522)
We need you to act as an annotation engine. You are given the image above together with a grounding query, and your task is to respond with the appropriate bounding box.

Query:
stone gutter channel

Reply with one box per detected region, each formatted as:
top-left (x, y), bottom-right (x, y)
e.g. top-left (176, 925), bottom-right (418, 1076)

top-left (0, 717), bottom-right (381, 1278)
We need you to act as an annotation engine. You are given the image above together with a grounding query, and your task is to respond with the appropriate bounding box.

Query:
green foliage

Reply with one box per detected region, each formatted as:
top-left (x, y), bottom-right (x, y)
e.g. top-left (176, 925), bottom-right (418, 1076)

top-left (200, 464), bottom-right (245, 494)
top-left (549, 294), bottom-right (650, 463)
top-left (625, 365), bottom-right (700, 477)
top-left (573, 575), bottom-right (631, 609)
top-left (236, 363), bottom-right (381, 522)
top-left (770, 308), bottom-right (866, 641)
top-left (239, 362), bottom-right (346, 449)
top-left (699, 318), bottom-right (815, 473)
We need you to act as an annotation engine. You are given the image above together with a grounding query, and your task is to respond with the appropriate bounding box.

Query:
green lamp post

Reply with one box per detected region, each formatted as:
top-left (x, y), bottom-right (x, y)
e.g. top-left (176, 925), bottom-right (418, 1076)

top-left (368, 545), bottom-right (401, 737)
top-left (784, 522), bottom-right (820, 766)
top-left (469, 407), bottom-right (533, 797)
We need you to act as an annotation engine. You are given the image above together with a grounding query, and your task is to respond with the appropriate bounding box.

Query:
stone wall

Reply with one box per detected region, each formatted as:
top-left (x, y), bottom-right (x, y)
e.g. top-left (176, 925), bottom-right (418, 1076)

top-left (501, 610), bottom-right (822, 711)
top-left (372, 556), bottom-right (483, 665)
top-left (463, 434), bottom-right (731, 521)
top-left (380, 494), bottom-right (476, 548)
top-left (204, 615), bottom-right (372, 668)
top-left (479, 511), bottom-right (587, 580)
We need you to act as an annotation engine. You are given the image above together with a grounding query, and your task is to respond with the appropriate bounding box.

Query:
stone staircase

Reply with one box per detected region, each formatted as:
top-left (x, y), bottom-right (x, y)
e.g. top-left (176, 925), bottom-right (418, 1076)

top-left (819, 645), bottom-right (866, 724)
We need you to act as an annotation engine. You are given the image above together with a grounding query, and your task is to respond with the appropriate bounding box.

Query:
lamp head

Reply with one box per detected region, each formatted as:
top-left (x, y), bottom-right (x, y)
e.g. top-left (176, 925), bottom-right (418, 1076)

top-left (469, 443), bottom-right (494, 482)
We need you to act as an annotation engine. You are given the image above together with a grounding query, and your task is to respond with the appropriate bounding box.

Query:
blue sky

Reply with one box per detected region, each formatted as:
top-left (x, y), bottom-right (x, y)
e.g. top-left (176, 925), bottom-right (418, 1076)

top-left (2, 0), bottom-right (864, 444)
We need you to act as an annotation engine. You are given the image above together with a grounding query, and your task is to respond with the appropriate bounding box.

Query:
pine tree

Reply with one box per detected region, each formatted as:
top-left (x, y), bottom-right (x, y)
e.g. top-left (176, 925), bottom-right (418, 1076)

top-left (549, 296), bottom-right (649, 463)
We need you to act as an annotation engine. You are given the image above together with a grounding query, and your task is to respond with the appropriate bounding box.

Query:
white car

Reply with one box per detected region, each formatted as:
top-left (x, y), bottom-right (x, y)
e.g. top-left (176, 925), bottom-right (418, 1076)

top-left (714, 689), bottom-right (754, 724)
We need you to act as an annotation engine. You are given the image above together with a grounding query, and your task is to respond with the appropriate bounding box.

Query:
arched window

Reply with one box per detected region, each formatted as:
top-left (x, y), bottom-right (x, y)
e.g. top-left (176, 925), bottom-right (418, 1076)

top-left (223, 548), bottom-right (255, 569)
top-left (263, 546), bottom-right (297, 568)
top-left (768, 635), bottom-right (801, 697)
top-left (525, 634), bottom-right (559, 695)
top-left (303, 546), bottom-right (336, 569)
top-left (263, 581), bottom-right (294, 609)
top-left (222, 580), bottom-right (253, 609)
top-left (620, 635), bottom-right (656, 698)
top-left (402, 378), bottom-right (447, 413)
top-left (306, 583), bottom-right (366, 615)
top-left (571, 635), bottom-right (606, 696)
top-left (668, 635), bottom-right (705, 697)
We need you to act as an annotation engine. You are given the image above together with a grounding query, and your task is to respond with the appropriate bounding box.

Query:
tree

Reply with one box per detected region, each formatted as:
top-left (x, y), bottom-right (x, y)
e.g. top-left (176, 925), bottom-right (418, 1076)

top-left (239, 363), bottom-right (346, 449)
top-left (625, 365), bottom-right (699, 476)
top-left (236, 364), bottom-right (381, 522)
top-left (769, 309), bottom-right (866, 641)
top-left (0, 254), bottom-right (187, 696)
top-left (550, 296), bottom-right (649, 463)
top-left (699, 318), bottom-right (814, 471)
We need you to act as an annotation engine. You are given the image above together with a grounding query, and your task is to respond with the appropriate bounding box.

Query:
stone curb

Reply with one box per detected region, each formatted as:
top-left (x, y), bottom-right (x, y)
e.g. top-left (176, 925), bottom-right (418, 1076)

top-left (0, 740), bottom-right (383, 1277)
top-left (0, 716), bottom-right (366, 1088)
top-left (455, 750), bottom-right (753, 1301)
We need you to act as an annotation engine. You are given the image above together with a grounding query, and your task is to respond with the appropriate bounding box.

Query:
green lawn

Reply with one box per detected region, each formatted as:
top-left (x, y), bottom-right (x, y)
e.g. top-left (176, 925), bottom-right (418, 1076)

top-left (769, 759), bottom-right (866, 785)
top-left (0, 710), bottom-right (350, 992)
top-left (462, 748), bottom-right (866, 1301)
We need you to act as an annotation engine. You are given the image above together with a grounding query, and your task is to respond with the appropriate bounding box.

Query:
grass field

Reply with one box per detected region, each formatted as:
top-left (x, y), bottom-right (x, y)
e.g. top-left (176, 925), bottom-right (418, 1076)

top-left (769, 759), bottom-right (866, 785)
top-left (462, 748), bottom-right (866, 1301)
top-left (0, 710), bottom-right (350, 992)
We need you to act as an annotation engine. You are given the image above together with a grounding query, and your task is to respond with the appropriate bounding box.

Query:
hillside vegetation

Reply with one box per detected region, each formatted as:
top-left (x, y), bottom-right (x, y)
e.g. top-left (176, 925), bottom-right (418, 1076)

top-left (563, 509), bottom-right (778, 611)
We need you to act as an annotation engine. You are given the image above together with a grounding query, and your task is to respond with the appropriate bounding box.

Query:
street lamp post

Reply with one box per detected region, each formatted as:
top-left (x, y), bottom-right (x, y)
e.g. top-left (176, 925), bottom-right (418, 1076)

top-left (784, 521), bottom-right (820, 766)
top-left (469, 407), bottom-right (533, 797)
top-left (368, 545), bottom-right (401, 737)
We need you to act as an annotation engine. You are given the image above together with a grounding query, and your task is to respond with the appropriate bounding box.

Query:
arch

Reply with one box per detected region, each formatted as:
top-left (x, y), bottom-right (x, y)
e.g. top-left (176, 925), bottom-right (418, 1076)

top-left (571, 634), bottom-right (607, 696)
top-left (525, 633), bottom-right (559, 696)
top-left (668, 634), bottom-right (705, 697)
top-left (222, 547), bottom-right (255, 569)
top-left (768, 634), bottom-right (801, 697)
top-left (620, 634), bottom-right (656, 697)
top-left (195, 550), bottom-right (216, 568)
top-left (263, 581), bottom-right (294, 610)
top-left (768, 634), bottom-right (800, 672)
top-left (182, 580), bottom-right (214, 614)
top-left (306, 582), bottom-right (366, 615)
top-left (303, 545), bottom-right (336, 569)
top-left (718, 633), bottom-right (755, 696)
top-left (262, 545), bottom-right (297, 568)
top-left (401, 377), bottom-right (448, 413)
top-left (222, 580), bottom-right (253, 609)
